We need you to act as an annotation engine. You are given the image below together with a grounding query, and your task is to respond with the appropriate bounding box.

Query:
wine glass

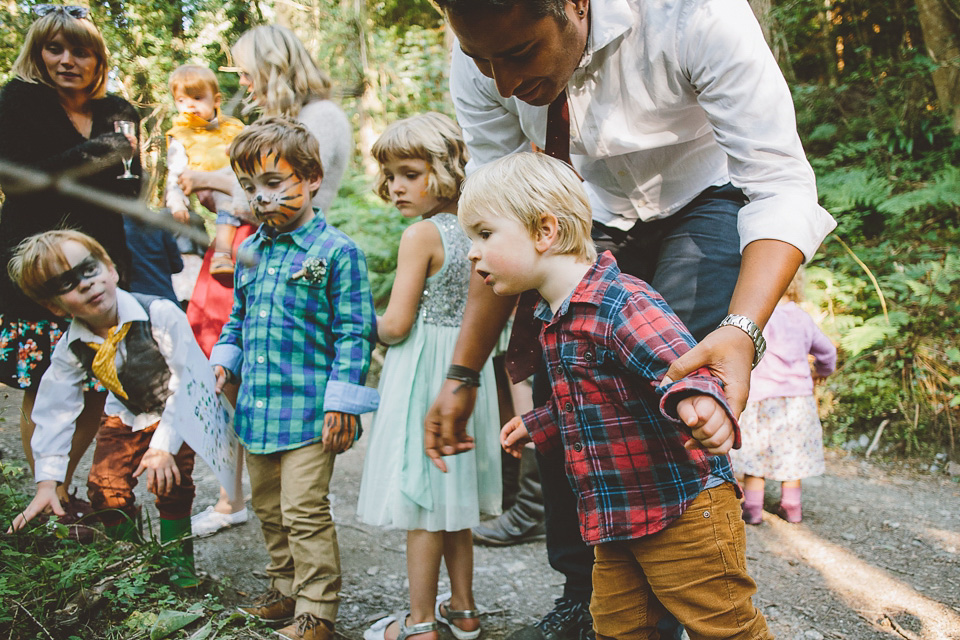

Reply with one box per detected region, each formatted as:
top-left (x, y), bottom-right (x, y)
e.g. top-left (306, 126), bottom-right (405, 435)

top-left (113, 120), bottom-right (138, 180)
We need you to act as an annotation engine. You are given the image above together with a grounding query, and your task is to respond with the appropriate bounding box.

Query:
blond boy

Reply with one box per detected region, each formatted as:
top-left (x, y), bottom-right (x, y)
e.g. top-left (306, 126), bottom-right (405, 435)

top-left (460, 153), bottom-right (772, 640)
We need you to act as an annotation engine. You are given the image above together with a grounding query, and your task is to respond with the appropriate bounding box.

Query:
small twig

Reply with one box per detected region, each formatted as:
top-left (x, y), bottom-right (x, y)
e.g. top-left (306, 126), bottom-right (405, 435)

top-left (865, 418), bottom-right (890, 458)
top-left (881, 613), bottom-right (921, 640)
top-left (11, 599), bottom-right (55, 640)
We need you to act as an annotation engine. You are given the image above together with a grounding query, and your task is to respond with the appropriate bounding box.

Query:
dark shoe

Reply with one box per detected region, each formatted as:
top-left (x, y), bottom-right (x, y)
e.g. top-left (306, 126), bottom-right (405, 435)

top-left (237, 588), bottom-right (296, 622)
top-left (474, 446), bottom-right (545, 546)
top-left (276, 613), bottom-right (335, 640)
top-left (506, 598), bottom-right (593, 640)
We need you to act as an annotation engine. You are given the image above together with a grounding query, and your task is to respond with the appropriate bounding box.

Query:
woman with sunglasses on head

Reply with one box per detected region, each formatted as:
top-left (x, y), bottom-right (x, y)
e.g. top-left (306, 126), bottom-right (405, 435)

top-left (181, 23), bottom-right (354, 539)
top-left (0, 4), bottom-right (142, 510)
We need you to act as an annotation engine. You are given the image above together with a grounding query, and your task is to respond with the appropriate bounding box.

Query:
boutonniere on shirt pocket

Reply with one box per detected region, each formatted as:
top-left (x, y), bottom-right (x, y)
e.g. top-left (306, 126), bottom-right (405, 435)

top-left (291, 257), bottom-right (328, 284)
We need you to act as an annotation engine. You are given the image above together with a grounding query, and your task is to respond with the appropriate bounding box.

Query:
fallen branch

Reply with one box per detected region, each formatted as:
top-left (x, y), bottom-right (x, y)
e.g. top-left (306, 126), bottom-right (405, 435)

top-left (865, 419), bottom-right (890, 458)
top-left (11, 599), bottom-right (55, 640)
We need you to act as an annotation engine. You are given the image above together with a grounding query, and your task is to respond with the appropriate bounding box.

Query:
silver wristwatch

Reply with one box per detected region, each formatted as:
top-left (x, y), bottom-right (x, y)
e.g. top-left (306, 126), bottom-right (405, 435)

top-left (717, 314), bottom-right (766, 368)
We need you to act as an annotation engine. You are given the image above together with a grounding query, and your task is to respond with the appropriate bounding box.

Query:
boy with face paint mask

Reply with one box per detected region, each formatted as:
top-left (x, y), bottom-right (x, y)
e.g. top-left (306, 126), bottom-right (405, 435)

top-left (211, 117), bottom-right (379, 640)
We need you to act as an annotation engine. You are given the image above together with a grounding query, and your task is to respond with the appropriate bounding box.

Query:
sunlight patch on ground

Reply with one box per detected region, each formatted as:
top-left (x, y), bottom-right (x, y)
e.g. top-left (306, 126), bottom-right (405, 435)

top-left (921, 527), bottom-right (960, 554)
top-left (763, 516), bottom-right (960, 640)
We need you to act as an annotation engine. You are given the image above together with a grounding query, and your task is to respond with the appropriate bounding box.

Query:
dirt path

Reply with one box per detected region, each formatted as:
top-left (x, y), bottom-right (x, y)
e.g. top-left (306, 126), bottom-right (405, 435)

top-left (2, 387), bottom-right (958, 639)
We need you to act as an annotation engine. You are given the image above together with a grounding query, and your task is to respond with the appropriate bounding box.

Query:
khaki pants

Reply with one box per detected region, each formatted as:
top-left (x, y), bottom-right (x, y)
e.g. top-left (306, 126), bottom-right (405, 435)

top-left (591, 484), bottom-right (772, 640)
top-left (245, 441), bottom-right (340, 621)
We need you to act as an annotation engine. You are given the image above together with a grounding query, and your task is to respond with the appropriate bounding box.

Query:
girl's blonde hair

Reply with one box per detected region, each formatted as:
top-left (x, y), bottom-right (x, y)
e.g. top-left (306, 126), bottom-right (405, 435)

top-left (371, 112), bottom-right (468, 202)
top-left (231, 25), bottom-right (331, 118)
top-left (784, 267), bottom-right (806, 303)
top-left (8, 229), bottom-right (113, 303)
top-left (460, 153), bottom-right (597, 263)
top-left (12, 9), bottom-right (110, 99)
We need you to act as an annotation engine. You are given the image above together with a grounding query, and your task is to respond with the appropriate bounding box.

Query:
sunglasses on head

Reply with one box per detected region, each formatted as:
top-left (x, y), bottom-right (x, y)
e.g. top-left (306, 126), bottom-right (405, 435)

top-left (33, 4), bottom-right (90, 19)
top-left (40, 256), bottom-right (103, 298)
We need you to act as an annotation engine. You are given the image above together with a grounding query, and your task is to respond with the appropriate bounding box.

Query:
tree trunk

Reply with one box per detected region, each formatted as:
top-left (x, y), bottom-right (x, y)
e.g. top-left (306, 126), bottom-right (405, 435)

top-left (915, 0), bottom-right (960, 133)
top-left (748, 0), bottom-right (773, 46)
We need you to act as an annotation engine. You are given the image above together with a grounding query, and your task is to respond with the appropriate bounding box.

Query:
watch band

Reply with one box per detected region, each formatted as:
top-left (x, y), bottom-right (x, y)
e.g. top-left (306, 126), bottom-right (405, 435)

top-left (717, 314), bottom-right (767, 368)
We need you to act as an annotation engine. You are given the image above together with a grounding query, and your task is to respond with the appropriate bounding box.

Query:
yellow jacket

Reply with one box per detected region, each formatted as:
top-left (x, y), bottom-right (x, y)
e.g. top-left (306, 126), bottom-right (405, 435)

top-left (166, 111), bottom-right (244, 171)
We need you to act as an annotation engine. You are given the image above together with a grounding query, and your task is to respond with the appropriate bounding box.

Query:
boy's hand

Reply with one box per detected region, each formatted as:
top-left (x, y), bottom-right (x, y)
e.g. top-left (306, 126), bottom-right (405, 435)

top-left (323, 412), bottom-right (358, 453)
top-left (500, 416), bottom-right (531, 459)
top-left (213, 365), bottom-right (229, 394)
top-left (676, 394), bottom-right (735, 455)
top-left (7, 480), bottom-right (63, 533)
top-left (171, 208), bottom-right (190, 224)
top-left (133, 448), bottom-right (181, 496)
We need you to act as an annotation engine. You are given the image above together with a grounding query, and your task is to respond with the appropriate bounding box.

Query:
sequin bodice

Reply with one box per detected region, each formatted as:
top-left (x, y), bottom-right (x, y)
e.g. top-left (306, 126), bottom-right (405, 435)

top-left (418, 213), bottom-right (470, 327)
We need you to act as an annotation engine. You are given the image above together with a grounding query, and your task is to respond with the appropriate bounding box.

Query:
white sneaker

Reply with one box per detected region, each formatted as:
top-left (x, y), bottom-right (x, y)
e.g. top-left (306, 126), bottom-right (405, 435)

top-left (190, 506), bottom-right (248, 537)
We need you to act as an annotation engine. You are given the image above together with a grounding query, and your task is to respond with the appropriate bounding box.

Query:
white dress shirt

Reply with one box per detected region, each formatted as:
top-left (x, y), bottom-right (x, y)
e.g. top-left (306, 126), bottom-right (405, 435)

top-left (31, 290), bottom-right (197, 483)
top-left (450, 0), bottom-right (837, 261)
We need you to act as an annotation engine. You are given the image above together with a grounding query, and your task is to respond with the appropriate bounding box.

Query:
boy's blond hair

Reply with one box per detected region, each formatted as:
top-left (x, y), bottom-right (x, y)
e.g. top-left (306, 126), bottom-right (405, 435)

top-left (229, 116), bottom-right (325, 189)
top-left (460, 153), bottom-right (597, 262)
top-left (169, 64), bottom-right (220, 99)
top-left (371, 112), bottom-right (468, 203)
top-left (12, 10), bottom-right (109, 99)
top-left (8, 230), bottom-right (114, 303)
top-left (231, 25), bottom-right (332, 118)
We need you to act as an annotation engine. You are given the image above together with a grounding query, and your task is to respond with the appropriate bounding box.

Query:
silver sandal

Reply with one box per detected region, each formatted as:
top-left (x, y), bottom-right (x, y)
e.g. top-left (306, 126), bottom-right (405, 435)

top-left (363, 611), bottom-right (437, 640)
top-left (435, 593), bottom-right (481, 640)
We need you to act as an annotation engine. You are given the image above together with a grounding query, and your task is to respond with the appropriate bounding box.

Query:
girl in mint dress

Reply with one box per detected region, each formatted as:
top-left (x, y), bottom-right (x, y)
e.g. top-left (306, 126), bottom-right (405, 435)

top-left (358, 113), bottom-right (500, 640)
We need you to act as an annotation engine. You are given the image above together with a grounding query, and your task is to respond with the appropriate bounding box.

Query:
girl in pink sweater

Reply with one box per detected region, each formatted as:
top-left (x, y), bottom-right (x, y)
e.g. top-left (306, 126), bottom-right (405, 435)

top-left (731, 269), bottom-right (837, 524)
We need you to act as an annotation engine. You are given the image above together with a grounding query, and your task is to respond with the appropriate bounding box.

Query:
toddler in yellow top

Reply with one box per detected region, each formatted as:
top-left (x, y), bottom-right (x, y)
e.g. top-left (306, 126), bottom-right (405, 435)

top-left (165, 64), bottom-right (245, 285)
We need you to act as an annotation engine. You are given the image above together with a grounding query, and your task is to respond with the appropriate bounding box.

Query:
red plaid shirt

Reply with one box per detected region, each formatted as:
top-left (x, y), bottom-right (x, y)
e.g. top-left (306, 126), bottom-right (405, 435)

top-left (521, 252), bottom-right (739, 545)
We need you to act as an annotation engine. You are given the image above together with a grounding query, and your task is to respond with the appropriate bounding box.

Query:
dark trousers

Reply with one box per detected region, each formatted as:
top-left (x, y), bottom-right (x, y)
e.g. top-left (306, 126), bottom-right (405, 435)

top-left (535, 183), bottom-right (746, 602)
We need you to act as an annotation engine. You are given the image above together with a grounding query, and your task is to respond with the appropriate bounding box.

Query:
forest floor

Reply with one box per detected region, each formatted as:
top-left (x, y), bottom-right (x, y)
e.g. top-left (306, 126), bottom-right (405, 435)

top-left (1, 385), bottom-right (959, 640)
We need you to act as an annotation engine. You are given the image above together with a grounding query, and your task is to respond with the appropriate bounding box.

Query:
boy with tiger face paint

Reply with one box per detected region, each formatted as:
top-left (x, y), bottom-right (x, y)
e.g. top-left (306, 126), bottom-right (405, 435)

top-left (214, 117), bottom-right (379, 640)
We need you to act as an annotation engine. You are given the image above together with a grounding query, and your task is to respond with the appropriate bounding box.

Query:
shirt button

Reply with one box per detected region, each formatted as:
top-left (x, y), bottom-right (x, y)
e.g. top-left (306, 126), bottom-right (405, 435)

top-left (555, 365), bottom-right (563, 375)
top-left (268, 267), bottom-right (276, 275)
top-left (564, 402), bottom-right (573, 412)
top-left (573, 442), bottom-right (583, 452)
top-left (259, 310), bottom-right (267, 318)
top-left (257, 355), bottom-right (265, 364)
top-left (617, 170), bottom-right (627, 177)
top-left (584, 351), bottom-right (594, 361)
top-left (255, 400), bottom-right (264, 408)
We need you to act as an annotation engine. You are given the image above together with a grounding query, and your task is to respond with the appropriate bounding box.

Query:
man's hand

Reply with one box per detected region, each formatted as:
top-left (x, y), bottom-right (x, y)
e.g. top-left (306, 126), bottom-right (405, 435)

top-left (424, 378), bottom-right (477, 472)
top-left (675, 394), bottom-right (735, 455)
top-left (171, 208), bottom-right (190, 224)
top-left (661, 325), bottom-right (754, 418)
top-left (499, 416), bottom-right (531, 458)
top-left (7, 480), bottom-right (63, 533)
top-left (213, 365), bottom-right (229, 394)
top-left (134, 448), bottom-right (181, 496)
top-left (323, 411), bottom-right (358, 453)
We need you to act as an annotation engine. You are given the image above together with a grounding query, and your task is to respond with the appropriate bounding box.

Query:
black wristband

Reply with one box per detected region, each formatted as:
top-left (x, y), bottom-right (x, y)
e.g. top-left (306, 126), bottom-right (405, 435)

top-left (446, 364), bottom-right (481, 389)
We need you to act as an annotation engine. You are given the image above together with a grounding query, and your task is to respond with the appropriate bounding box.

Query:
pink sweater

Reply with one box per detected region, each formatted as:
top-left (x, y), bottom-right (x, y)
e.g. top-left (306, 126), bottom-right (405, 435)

top-left (748, 301), bottom-right (837, 403)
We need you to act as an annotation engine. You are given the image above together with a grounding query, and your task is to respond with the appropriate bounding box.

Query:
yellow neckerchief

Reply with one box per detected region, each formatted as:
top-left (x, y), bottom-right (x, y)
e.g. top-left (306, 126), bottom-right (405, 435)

top-left (85, 323), bottom-right (132, 399)
top-left (166, 109), bottom-right (245, 172)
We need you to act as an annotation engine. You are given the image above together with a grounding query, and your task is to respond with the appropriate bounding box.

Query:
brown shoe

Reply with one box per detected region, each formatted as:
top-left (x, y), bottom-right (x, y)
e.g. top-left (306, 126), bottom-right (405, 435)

top-left (237, 588), bottom-right (296, 622)
top-left (275, 613), bottom-right (334, 640)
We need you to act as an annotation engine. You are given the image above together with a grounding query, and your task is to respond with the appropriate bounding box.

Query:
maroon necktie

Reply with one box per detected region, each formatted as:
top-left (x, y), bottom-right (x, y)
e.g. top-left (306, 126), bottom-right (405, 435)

top-left (504, 90), bottom-right (573, 383)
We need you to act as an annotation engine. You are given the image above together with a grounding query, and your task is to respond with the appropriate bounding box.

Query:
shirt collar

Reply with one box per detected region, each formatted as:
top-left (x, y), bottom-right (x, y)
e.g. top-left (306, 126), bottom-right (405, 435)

top-left (533, 251), bottom-right (620, 322)
top-left (579, 0), bottom-right (633, 70)
top-left (252, 207), bottom-right (327, 251)
top-left (65, 288), bottom-right (147, 345)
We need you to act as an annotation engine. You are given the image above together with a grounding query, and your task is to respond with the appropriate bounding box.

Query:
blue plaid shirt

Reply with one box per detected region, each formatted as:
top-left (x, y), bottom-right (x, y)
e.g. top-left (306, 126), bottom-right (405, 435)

top-left (211, 212), bottom-right (379, 454)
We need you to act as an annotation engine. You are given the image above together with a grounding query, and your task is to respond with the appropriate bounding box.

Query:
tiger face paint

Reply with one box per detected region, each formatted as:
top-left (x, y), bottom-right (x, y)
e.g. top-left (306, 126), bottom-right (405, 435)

top-left (236, 150), bottom-right (322, 233)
